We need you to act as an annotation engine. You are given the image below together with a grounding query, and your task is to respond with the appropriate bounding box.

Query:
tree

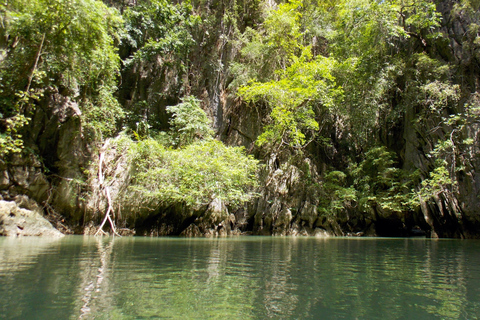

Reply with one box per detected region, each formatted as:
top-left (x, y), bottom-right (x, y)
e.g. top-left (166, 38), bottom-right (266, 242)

top-left (235, 0), bottom-right (342, 151)
top-left (166, 96), bottom-right (214, 147)
top-left (122, 0), bottom-right (198, 66)
top-left (117, 96), bottom-right (259, 212)
top-left (238, 49), bottom-right (341, 150)
top-left (0, 0), bottom-right (124, 155)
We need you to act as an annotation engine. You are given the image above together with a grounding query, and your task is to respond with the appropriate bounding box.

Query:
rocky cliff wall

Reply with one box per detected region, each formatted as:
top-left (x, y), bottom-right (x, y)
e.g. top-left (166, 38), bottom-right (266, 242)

top-left (1, 0), bottom-right (479, 237)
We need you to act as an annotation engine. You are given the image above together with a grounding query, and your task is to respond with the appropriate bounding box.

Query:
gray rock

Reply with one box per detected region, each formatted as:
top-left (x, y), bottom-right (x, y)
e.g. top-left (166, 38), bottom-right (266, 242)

top-left (0, 200), bottom-right (63, 237)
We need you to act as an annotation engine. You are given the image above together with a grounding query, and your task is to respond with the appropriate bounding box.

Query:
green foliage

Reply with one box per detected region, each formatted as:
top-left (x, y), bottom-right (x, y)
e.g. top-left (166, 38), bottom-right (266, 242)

top-left (398, 0), bottom-right (442, 34)
top-left (332, 0), bottom-right (405, 59)
top-left (233, 0), bottom-right (448, 152)
top-left (122, 0), bottom-right (198, 68)
top-left (318, 147), bottom-right (420, 217)
top-left (351, 147), bottom-right (418, 213)
top-left (319, 170), bottom-right (356, 217)
top-left (239, 49), bottom-right (341, 149)
top-left (82, 85), bottom-right (125, 140)
top-left (0, 90), bottom-right (37, 156)
top-left (232, 0), bottom-right (463, 222)
top-left (403, 52), bottom-right (467, 206)
top-left (417, 99), bottom-right (480, 202)
top-left (419, 160), bottom-right (453, 200)
top-left (229, 0), bottom-right (304, 88)
top-left (2, 0), bottom-right (122, 91)
top-left (119, 0), bottom-right (200, 133)
top-left (113, 94), bottom-right (258, 212)
top-left (262, 0), bottom-right (303, 66)
top-left (166, 96), bottom-right (214, 147)
top-left (325, 0), bottom-right (445, 145)
top-left (128, 138), bottom-right (258, 209)
top-left (420, 80), bottom-right (460, 113)
top-left (0, 113), bottom-right (28, 156)
top-left (0, 0), bottom-right (476, 232)
top-left (235, 1), bottom-right (343, 150)
top-left (332, 0), bottom-right (441, 58)
top-left (0, 0), bottom-right (124, 151)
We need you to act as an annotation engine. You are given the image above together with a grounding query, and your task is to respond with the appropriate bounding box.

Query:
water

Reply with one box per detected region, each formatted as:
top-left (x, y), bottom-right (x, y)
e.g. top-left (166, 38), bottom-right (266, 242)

top-left (1, 236), bottom-right (480, 319)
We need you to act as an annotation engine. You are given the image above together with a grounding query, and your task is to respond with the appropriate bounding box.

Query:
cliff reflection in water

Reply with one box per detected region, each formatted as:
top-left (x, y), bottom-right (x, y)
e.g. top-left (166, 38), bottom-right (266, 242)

top-left (1, 237), bottom-right (480, 319)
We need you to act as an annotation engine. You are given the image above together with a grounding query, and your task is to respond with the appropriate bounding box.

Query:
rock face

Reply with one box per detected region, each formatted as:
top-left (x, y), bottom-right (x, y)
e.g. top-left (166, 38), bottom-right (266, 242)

top-left (0, 90), bottom-right (91, 229)
top-left (1, 0), bottom-right (479, 237)
top-left (0, 154), bottom-right (50, 205)
top-left (249, 154), bottom-right (337, 237)
top-left (0, 199), bottom-right (63, 237)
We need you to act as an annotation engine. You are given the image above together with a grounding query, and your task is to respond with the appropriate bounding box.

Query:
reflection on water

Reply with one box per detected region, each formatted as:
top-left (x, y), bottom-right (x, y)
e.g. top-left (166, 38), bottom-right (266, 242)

top-left (78, 238), bottom-right (115, 319)
top-left (1, 236), bottom-right (480, 319)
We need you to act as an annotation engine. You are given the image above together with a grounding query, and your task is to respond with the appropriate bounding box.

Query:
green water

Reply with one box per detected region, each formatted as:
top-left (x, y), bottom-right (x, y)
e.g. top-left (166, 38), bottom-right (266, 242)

top-left (1, 236), bottom-right (480, 319)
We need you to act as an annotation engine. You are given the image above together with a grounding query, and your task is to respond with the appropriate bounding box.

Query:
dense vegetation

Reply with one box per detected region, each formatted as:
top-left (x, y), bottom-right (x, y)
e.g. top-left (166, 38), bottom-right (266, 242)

top-left (119, 97), bottom-right (258, 210)
top-left (1, 0), bottom-right (479, 237)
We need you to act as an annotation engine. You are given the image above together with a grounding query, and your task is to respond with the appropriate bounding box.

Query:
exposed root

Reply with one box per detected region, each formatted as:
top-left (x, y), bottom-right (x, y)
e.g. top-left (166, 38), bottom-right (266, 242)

top-left (43, 185), bottom-right (74, 234)
top-left (45, 203), bottom-right (74, 234)
top-left (95, 140), bottom-right (121, 237)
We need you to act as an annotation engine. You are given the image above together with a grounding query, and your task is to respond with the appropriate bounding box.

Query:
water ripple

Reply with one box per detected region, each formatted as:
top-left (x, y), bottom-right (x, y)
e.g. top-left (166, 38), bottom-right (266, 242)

top-left (1, 237), bottom-right (480, 319)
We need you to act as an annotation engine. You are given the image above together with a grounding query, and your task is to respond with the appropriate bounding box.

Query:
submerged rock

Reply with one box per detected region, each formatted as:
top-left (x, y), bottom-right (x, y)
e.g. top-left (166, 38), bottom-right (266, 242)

top-left (0, 200), bottom-right (63, 237)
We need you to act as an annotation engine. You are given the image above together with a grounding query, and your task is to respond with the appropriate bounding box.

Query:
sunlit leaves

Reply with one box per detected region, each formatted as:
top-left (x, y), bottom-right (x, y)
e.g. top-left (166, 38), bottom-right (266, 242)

top-left (239, 50), bottom-right (341, 149)
top-left (0, 114), bottom-right (28, 157)
top-left (129, 138), bottom-right (258, 209)
top-left (119, 92), bottom-right (259, 211)
top-left (229, 0), bottom-right (305, 87)
top-left (166, 96), bottom-right (214, 147)
top-left (235, 1), bottom-right (343, 150)
top-left (4, 0), bottom-right (122, 89)
top-left (420, 81), bottom-right (460, 113)
top-left (0, 0), bottom-right (124, 148)
top-left (401, 0), bottom-right (442, 33)
top-left (263, 0), bottom-right (303, 67)
top-left (333, 0), bottom-right (405, 58)
top-left (122, 0), bottom-right (198, 66)
top-left (419, 160), bottom-right (453, 200)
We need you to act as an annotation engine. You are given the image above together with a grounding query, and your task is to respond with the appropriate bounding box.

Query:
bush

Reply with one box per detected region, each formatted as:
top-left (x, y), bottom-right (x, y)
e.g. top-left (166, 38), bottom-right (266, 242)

top-left (105, 95), bottom-right (259, 213)
top-left (127, 138), bottom-right (258, 210)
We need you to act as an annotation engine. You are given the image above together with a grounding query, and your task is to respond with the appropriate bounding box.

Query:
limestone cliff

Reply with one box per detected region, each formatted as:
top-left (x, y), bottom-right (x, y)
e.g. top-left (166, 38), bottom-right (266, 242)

top-left (1, 0), bottom-right (479, 238)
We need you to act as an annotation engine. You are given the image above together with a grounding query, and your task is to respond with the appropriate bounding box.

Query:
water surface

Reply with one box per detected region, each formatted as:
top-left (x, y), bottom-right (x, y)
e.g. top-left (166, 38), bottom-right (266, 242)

top-left (1, 236), bottom-right (479, 319)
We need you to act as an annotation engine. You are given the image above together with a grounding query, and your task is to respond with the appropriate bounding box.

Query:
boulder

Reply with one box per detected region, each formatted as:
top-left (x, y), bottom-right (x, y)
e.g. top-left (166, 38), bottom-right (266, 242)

top-left (0, 200), bottom-right (63, 237)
